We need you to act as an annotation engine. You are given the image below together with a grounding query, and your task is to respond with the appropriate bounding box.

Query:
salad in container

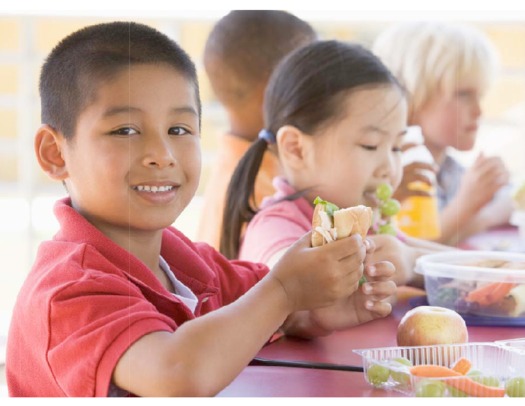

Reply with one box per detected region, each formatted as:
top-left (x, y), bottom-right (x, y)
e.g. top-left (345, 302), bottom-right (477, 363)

top-left (415, 251), bottom-right (525, 320)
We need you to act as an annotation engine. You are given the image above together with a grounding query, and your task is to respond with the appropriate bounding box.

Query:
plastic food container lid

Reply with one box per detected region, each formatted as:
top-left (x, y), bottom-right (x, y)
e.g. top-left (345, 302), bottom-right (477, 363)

top-left (415, 250), bottom-right (525, 283)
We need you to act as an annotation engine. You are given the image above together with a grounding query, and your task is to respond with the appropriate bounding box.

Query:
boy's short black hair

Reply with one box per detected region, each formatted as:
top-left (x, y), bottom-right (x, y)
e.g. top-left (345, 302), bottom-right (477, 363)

top-left (204, 10), bottom-right (317, 106)
top-left (39, 21), bottom-right (201, 138)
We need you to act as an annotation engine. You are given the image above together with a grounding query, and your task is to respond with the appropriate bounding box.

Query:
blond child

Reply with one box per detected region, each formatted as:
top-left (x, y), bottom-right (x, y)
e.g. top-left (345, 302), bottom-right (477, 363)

top-left (6, 22), bottom-right (395, 397)
top-left (221, 40), bottom-right (452, 288)
top-left (196, 10), bottom-right (317, 249)
top-left (373, 21), bottom-right (513, 245)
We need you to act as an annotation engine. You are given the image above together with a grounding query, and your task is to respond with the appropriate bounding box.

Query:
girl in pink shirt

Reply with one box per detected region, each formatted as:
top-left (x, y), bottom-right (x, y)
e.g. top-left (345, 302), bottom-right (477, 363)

top-left (221, 40), bottom-right (451, 288)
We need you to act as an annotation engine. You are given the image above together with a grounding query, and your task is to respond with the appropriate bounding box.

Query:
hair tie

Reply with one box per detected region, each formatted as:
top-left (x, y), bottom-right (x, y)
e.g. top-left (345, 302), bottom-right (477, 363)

top-left (258, 129), bottom-right (276, 144)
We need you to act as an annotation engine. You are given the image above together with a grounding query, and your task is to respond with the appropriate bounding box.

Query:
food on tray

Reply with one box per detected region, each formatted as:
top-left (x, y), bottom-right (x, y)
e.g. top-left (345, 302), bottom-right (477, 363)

top-left (505, 377), bottom-right (525, 397)
top-left (362, 352), bottom-right (520, 397)
top-left (421, 254), bottom-right (525, 318)
top-left (410, 364), bottom-right (505, 397)
top-left (366, 357), bottom-right (413, 388)
top-left (397, 306), bottom-right (468, 347)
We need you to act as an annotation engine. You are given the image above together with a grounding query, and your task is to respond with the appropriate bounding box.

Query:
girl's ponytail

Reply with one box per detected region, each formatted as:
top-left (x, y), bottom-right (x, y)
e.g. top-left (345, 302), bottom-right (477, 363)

top-left (220, 131), bottom-right (274, 259)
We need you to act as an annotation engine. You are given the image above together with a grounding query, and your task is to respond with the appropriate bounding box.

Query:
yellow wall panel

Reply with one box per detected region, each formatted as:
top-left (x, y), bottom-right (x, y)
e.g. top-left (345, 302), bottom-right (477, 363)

top-left (0, 110), bottom-right (17, 138)
top-left (0, 19), bottom-right (20, 51)
top-left (179, 21), bottom-right (213, 62)
top-left (34, 18), bottom-right (108, 53)
top-left (0, 65), bottom-right (18, 93)
top-left (0, 154), bottom-right (18, 181)
top-left (484, 25), bottom-right (525, 69)
top-left (483, 76), bottom-right (525, 119)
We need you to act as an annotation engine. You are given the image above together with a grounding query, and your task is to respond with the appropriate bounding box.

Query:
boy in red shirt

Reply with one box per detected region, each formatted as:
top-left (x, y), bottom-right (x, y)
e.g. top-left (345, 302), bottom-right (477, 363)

top-left (6, 21), bottom-right (395, 397)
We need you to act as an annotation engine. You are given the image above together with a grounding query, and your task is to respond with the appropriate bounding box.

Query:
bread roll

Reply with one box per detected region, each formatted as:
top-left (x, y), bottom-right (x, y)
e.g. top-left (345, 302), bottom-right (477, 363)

top-left (312, 203), bottom-right (373, 247)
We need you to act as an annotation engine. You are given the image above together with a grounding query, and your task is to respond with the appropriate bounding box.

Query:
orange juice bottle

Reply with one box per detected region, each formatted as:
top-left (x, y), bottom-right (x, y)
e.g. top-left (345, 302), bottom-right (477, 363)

top-left (396, 126), bottom-right (441, 240)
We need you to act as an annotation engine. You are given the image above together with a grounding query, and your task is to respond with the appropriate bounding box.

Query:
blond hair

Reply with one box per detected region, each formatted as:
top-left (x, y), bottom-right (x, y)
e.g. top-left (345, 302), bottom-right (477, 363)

top-left (372, 22), bottom-right (498, 120)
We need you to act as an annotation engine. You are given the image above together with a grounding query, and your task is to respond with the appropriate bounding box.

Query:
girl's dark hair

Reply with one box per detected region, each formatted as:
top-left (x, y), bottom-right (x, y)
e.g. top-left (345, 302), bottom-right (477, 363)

top-left (39, 21), bottom-right (201, 139)
top-left (220, 40), bottom-right (403, 259)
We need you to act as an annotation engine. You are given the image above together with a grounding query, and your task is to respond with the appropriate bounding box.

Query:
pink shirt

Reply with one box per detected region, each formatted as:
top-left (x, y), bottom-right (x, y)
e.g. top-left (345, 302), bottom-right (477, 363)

top-left (239, 177), bottom-right (314, 263)
top-left (239, 177), bottom-right (408, 263)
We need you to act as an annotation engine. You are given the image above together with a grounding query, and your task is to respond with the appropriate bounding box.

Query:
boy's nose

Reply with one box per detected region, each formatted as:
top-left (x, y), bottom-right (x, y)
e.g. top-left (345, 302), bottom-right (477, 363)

top-left (141, 136), bottom-right (176, 168)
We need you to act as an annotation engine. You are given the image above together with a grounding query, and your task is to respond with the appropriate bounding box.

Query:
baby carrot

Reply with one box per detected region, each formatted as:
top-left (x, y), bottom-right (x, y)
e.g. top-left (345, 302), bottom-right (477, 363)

top-left (465, 282), bottom-right (516, 306)
top-left (451, 357), bottom-right (472, 375)
top-left (410, 365), bottom-right (505, 397)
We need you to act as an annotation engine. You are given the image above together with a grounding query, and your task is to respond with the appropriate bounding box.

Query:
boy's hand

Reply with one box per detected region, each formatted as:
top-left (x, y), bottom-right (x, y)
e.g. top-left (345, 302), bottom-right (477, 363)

top-left (458, 153), bottom-right (509, 213)
top-left (269, 232), bottom-right (366, 314)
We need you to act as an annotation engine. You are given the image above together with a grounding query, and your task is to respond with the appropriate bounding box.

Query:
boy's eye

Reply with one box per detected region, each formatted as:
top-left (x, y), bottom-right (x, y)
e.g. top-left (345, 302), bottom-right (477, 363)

top-left (169, 126), bottom-right (191, 136)
top-left (360, 144), bottom-right (378, 151)
top-left (109, 127), bottom-right (138, 136)
top-left (392, 146), bottom-right (402, 153)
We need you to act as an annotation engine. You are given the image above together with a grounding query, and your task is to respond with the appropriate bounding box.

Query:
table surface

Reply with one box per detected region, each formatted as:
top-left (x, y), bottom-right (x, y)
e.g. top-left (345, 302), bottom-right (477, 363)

top-left (219, 226), bottom-right (525, 397)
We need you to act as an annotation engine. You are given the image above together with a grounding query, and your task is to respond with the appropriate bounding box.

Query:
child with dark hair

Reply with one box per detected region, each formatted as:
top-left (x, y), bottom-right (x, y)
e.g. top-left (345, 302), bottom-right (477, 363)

top-left (196, 10), bottom-right (317, 249)
top-left (221, 40), bottom-right (452, 287)
top-left (7, 22), bottom-right (395, 397)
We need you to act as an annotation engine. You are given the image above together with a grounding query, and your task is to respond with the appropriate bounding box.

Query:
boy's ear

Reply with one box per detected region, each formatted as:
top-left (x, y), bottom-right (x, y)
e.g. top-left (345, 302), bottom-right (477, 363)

top-left (34, 124), bottom-right (69, 181)
top-left (276, 125), bottom-right (310, 169)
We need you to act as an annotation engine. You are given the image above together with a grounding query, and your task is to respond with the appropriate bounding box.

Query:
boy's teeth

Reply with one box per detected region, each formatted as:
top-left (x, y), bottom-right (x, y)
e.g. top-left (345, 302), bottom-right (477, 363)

top-left (136, 185), bottom-right (173, 192)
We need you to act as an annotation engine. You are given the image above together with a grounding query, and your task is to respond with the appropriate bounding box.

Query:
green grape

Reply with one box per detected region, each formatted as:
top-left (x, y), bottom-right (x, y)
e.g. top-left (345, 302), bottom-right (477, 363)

top-left (505, 377), bottom-right (525, 397)
top-left (358, 275), bottom-right (367, 286)
top-left (381, 198), bottom-right (401, 216)
top-left (448, 386), bottom-right (468, 397)
top-left (390, 370), bottom-right (411, 387)
top-left (388, 357), bottom-right (412, 387)
top-left (392, 357), bottom-right (412, 366)
top-left (378, 223), bottom-right (397, 235)
top-left (376, 183), bottom-right (393, 201)
top-left (366, 363), bottom-right (390, 387)
top-left (471, 375), bottom-right (500, 387)
top-left (415, 379), bottom-right (446, 397)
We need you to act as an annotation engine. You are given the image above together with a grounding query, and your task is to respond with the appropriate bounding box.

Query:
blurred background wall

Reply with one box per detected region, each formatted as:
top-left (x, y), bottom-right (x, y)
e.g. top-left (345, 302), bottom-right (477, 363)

top-left (1, 9), bottom-right (525, 331)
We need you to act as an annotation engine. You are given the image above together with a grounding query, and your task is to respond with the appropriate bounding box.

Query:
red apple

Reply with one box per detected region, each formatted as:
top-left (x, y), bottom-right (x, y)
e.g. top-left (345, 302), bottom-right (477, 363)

top-left (397, 305), bottom-right (468, 346)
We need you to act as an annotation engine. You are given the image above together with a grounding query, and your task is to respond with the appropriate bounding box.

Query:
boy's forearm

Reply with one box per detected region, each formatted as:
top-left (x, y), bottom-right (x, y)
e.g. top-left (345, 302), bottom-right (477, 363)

top-left (279, 310), bottom-right (333, 339)
top-left (114, 275), bottom-right (291, 396)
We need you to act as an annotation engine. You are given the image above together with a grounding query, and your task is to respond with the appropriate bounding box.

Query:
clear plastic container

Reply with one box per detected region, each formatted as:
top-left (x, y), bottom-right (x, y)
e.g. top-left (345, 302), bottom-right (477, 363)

top-left (396, 126), bottom-right (441, 240)
top-left (416, 250), bottom-right (525, 319)
top-left (354, 341), bottom-right (525, 397)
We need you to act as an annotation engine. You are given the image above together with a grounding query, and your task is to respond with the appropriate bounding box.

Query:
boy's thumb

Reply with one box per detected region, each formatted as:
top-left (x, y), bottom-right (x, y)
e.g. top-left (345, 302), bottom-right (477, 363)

top-left (294, 231), bottom-right (314, 248)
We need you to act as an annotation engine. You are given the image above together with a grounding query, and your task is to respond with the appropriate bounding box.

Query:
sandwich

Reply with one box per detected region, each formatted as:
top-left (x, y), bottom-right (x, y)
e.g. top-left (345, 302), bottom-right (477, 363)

top-left (311, 196), bottom-right (373, 247)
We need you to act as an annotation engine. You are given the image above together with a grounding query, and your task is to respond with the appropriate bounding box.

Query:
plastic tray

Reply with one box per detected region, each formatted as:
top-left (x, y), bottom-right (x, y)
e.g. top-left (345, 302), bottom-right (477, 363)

top-left (354, 341), bottom-right (525, 397)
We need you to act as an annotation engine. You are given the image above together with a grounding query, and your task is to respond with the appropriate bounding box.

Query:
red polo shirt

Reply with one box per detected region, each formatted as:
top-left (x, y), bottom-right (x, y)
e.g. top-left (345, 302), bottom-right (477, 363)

top-left (6, 198), bottom-right (268, 397)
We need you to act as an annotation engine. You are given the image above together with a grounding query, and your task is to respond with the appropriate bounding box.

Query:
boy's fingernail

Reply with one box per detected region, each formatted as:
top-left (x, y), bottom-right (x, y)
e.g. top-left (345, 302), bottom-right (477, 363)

top-left (363, 284), bottom-right (372, 294)
top-left (364, 239), bottom-right (371, 250)
top-left (367, 265), bottom-right (376, 276)
top-left (365, 300), bottom-right (374, 309)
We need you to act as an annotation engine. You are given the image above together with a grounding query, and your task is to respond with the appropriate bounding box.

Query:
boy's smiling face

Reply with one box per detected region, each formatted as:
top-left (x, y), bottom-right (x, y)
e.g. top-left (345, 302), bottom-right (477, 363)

top-left (60, 63), bottom-right (201, 238)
